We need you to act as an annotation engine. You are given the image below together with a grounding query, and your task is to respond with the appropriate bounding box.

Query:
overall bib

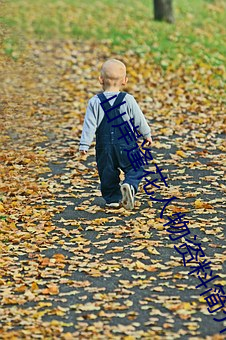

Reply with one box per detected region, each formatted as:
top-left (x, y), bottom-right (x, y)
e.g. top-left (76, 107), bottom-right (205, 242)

top-left (96, 92), bottom-right (144, 204)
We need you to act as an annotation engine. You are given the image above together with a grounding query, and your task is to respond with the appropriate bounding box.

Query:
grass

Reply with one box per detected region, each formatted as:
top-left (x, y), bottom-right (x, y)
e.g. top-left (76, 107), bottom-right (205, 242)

top-left (0, 0), bottom-right (225, 66)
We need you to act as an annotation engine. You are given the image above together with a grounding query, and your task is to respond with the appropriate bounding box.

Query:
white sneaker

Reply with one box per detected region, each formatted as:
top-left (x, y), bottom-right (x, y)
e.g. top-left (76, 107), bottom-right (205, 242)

top-left (105, 202), bottom-right (121, 208)
top-left (120, 183), bottom-right (135, 210)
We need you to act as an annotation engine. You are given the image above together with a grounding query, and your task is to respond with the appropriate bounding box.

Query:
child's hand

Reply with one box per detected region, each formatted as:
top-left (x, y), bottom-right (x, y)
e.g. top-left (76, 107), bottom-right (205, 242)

top-left (80, 150), bottom-right (87, 155)
top-left (144, 137), bottom-right (152, 146)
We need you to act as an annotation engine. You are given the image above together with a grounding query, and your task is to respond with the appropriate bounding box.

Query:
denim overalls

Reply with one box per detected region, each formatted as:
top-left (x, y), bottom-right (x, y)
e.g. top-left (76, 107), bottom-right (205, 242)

top-left (96, 92), bottom-right (144, 204)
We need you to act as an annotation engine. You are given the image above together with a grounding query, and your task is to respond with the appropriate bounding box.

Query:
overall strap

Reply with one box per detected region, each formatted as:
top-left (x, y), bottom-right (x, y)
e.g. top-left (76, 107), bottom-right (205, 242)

top-left (97, 93), bottom-right (113, 112)
top-left (112, 92), bottom-right (127, 108)
top-left (97, 92), bottom-right (127, 112)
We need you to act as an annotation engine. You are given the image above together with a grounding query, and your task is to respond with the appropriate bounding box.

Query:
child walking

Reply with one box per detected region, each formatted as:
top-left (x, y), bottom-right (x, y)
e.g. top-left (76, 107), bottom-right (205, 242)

top-left (79, 59), bottom-right (152, 209)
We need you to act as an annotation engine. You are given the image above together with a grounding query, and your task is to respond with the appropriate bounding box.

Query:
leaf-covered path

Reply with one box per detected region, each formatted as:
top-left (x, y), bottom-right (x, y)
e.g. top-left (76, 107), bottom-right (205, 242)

top-left (0, 41), bottom-right (225, 339)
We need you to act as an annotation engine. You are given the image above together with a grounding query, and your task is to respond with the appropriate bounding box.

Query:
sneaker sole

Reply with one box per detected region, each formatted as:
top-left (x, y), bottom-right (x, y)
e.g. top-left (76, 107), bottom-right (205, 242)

top-left (105, 203), bottom-right (121, 208)
top-left (120, 183), bottom-right (134, 210)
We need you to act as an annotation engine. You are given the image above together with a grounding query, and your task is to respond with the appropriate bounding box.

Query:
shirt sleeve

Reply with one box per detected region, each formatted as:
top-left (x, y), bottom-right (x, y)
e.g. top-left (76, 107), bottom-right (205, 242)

top-left (129, 95), bottom-right (151, 139)
top-left (79, 99), bottom-right (97, 151)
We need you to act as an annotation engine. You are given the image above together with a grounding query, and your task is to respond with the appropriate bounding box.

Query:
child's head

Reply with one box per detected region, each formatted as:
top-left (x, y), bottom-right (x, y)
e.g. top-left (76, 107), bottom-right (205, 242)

top-left (99, 59), bottom-right (128, 91)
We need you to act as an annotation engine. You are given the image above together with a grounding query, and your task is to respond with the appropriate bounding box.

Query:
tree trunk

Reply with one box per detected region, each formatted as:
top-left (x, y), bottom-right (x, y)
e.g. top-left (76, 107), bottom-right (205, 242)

top-left (153, 0), bottom-right (174, 23)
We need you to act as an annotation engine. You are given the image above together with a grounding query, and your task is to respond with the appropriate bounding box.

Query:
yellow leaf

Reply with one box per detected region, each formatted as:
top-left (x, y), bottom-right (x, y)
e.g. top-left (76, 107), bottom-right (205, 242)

top-left (70, 236), bottom-right (84, 243)
top-left (53, 253), bottom-right (66, 262)
top-left (106, 247), bottom-right (124, 254)
top-left (14, 285), bottom-right (27, 293)
top-left (135, 260), bottom-right (157, 272)
top-left (50, 320), bottom-right (59, 326)
top-left (33, 310), bottom-right (51, 319)
top-left (31, 282), bottom-right (39, 291)
top-left (9, 222), bottom-right (16, 228)
top-left (48, 284), bottom-right (59, 295)
top-left (194, 199), bottom-right (213, 209)
top-left (176, 150), bottom-right (186, 158)
top-left (42, 284), bottom-right (59, 295)
top-left (183, 302), bottom-right (192, 310)
top-left (187, 323), bottom-right (198, 331)
top-left (62, 333), bottom-right (74, 340)
top-left (135, 260), bottom-right (147, 269)
top-left (37, 302), bottom-right (52, 308)
top-left (153, 286), bottom-right (164, 292)
top-left (199, 296), bottom-right (206, 303)
top-left (92, 218), bottom-right (108, 225)
top-left (156, 224), bottom-right (164, 230)
top-left (147, 246), bottom-right (160, 255)
top-left (194, 199), bottom-right (203, 208)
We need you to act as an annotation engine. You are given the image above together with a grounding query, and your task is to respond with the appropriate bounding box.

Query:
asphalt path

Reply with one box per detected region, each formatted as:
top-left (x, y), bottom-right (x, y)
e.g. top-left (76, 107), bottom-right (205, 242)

top-left (34, 126), bottom-right (225, 339)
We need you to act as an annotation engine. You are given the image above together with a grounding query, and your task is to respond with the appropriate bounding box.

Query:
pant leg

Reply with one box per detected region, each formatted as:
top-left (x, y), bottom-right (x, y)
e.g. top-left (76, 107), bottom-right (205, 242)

top-left (96, 145), bottom-right (122, 203)
top-left (116, 144), bottom-right (144, 193)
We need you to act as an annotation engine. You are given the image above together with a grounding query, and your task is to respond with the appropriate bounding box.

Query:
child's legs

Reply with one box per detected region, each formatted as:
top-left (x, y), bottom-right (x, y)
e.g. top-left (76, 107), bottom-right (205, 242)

top-left (96, 145), bottom-right (122, 203)
top-left (117, 144), bottom-right (144, 193)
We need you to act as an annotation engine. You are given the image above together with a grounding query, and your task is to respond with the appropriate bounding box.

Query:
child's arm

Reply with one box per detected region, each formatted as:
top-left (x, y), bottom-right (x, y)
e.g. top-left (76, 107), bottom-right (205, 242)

top-left (79, 99), bottom-right (97, 153)
top-left (128, 95), bottom-right (152, 143)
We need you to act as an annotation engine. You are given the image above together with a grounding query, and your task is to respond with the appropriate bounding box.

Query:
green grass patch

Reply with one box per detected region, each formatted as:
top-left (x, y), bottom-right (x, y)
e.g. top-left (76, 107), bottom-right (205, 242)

top-left (1, 0), bottom-right (225, 66)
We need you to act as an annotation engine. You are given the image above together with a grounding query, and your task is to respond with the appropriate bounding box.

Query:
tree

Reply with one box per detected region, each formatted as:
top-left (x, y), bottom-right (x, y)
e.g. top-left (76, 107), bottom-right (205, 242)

top-left (153, 0), bottom-right (174, 23)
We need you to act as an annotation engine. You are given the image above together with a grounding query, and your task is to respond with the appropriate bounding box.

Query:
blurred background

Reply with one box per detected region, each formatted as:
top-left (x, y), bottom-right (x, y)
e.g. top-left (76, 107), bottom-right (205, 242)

top-left (1, 0), bottom-right (225, 67)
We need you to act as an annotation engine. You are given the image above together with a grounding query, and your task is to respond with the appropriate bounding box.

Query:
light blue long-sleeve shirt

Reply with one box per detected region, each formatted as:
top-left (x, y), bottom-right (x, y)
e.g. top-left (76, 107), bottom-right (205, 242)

top-left (79, 91), bottom-right (151, 151)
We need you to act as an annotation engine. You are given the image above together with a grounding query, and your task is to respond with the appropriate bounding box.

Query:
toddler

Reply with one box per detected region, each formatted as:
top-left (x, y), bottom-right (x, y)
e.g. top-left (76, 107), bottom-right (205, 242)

top-left (79, 59), bottom-right (152, 209)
